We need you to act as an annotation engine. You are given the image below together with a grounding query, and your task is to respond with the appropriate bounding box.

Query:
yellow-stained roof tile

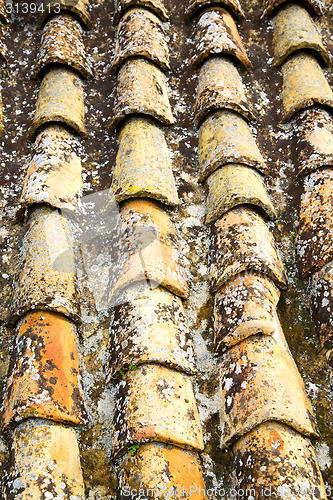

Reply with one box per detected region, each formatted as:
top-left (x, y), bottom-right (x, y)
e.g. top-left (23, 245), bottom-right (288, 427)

top-left (273, 4), bottom-right (329, 68)
top-left (3, 419), bottom-right (85, 499)
top-left (214, 273), bottom-right (280, 354)
top-left (209, 206), bottom-right (288, 292)
top-left (32, 14), bottom-right (93, 80)
top-left (113, 8), bottom-right (169, 74)
top-left (111, 364), bottom-right (204, 458)
top-left (37, 0), bottom-right (92, 29)
top-left (219, 334), bottom-right (318, 448)
top-left (111, 116), bottom-right (179, 207)
top-left (192, 8), bottom-right (251, 71)
top-left (19, 125), bottom-right (82, 214)
top-left (281, 52), bottom-right (333, 123)
top-left (2, 311), bottom-right (87, 430)
top-left (108, 199), bottom-right (188, 303)
top-left (185, 0), bottom-right (245, 20)
top-left (296, 168), bottom-right (333, 277)
top-left (11, 205), bottom-right (80, 323)
top-left (194, 56), bottom-right (255, 126)
top-left (295, 107), bottom-right (333, 178)
top-left (112, 57), bottom-right (174, 130)
top-left (262, 0), bottom-right (324, 18)
top-left (117, 443), bottom-right (206, 499)
top-left (114, 0), bottom-right (169, 22)
top-left (205, 164), bottom-right (276, 224)
top-left (107, 287), bottom-right (196, 381)
top-left (31, 67), bottom-right (86, 139)
top-left (232, 422), bottom-right (327, 498)
top-left (199, 111), bottom-right (267, 181)
top-left (0, 0), bottom-right (10, 23)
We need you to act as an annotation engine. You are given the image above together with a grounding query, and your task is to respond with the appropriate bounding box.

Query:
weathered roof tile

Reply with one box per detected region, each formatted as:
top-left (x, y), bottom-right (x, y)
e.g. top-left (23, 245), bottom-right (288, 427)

top-left (294, 107), bottom-right (333, 179)
top-left (114, 0), bottom-right (169, 22)
top-left (108, 199), bottom-right (188, 303)
top-left (2, 311), bottom-right (87, 430)
top-left (214, 274), bottom-right (280, 354)
top-left (0, 0), bottom-right (9, 23)
top-left (232, 421), bottom-right (327, 498)
top-left (11, 205), bottom-right (80, 323)
top-left (112, 57), bottom-right (174, 131)
top-left (220, 334), bottom-right (318, 448)
top-left (194, 56), bottom-right (255, 126)
top-left (205, 164), bottom-right (276, 224)
top-left (309, 260), bottom-right (333, 350)
top-left (273, 4), bottom-right (329, 67)
top-left (296, 168), bottom-right (333, 276)
top-left (37, 0), bottom-right (92, 29)
top-left (107, 287), bottom-right (196, 381)
top-left (185, 0), bottom-right (245, 20)
top-left (117, 443), bottom-right (206, 499)
top-left (113, 8), bottom-right (169, 73)
top-left (19, 125), bottom-right (82, 214)
top-left (281, 52), bottom-right (333, 123)
top-left (32, 14), bottom-right (93, 80)
top-left (111, 364), bottom-right (204, 458)
top-left (262, 0), bottom-right (324, 18)
top-left (3, 419), bottom-right (85, 499)
top-left (209, 206), bottom-right (288, 292)
top-left (192, 8), bottom-right (252, 71)
top-left (198, 110), bottom-right (267, 180)
top-left (31, 67), bottom-right (86, 139)
top-left (111, 116), bottom-right (179, 207)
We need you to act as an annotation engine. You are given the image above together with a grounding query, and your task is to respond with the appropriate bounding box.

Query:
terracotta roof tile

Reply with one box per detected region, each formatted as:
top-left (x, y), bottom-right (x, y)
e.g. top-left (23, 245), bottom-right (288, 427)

top-left (199, 110), bottom-right (267, 180)
top-left (113, 8), bottom-right (169, 74)
top-left (114, 0), bottom-right (169, 22)
top-left (309, 261), bottom-right (333, 350)
top-left (281, 52), bottom-right (333, 123)
top-left (32, 13), bottom-right (93, 80)
top-left (294, 107), bottom-right (333, 179)
top-left (11, 205), bottom-right (80, 323)
top-left (205, 164), bottom-right (276, 224)
top-left (219, 334), bottom-right (318, 448)
top-left (296, 168), bottom-right (333, 276)
top-left (185, 0), bottom-right (245, 20)
top-left (117, 443), bottom-right (206, 499)
top-left (3, 419), bottom-right (85, 499)
top-left (273, 4), bottom-right (329, 67)
top-left (37, 0), bottom-right (92, 29)
top-left (191, 8), bottom-right (252, 71)
top-left (232, 421), bottom-right (327, 498)
top-left (0, 0), bottom-right (9, 23)
top-left (111, 116), bottom-right (179, 207)
top-left (19, 125), bottom-right (82, 214)
top-left (111, 364), bottom-right (204, 458)
top-left (214, 274), bottom-right (280, 354)
top-left (108, 199), bottom-right (188, 303)
top-left (107, 287), bottom-right (196, 381)
top-left (194, 56), bottom-right (255, 126)
top-left (262, 0), bottom-right (325, 18)
top-left (2, 311), bottom-right (87, 430)
top-left (111, 57), bottom-right (174, 131)
top-left (209, 206), bottom-right (288, 292)
top-left (30, 67), bottom-right (86, 139)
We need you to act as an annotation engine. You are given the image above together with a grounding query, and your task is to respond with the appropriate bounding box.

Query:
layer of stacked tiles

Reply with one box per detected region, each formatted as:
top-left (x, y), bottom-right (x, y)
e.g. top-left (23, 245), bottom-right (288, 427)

top-left (1, 1), bottom-right (93, 497)
top-left (108, 0), bottom-right (206, 497)
top-left (267, 0), bottom-right (333, 372)
top-left (188, 0), bottom-right (327, 497)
